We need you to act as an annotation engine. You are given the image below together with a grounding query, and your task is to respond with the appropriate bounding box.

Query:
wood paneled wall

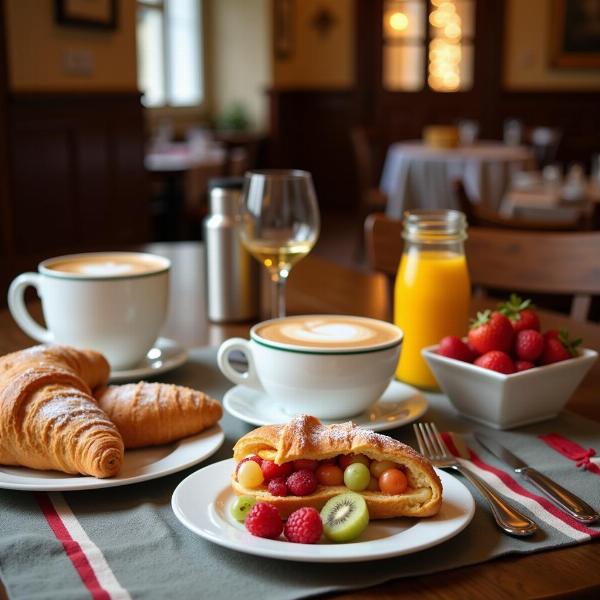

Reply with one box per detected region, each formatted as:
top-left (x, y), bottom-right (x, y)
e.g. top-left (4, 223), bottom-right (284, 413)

top-left (0, 92), bottom-right (150, 295)
top-left (268, 89), bottom-right (359, 209)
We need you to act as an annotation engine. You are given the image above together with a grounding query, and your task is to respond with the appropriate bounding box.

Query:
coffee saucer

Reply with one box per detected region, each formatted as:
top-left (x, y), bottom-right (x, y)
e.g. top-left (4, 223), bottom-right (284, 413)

top-left (109, 337), bottom-right (188, 382)
top-left (223, 380), bottom-right (428, 432)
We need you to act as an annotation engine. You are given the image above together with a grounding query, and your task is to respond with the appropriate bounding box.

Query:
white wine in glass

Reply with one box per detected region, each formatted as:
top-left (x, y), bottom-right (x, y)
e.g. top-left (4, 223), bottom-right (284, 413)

top-left (240, 170), bottom-right (320, 318)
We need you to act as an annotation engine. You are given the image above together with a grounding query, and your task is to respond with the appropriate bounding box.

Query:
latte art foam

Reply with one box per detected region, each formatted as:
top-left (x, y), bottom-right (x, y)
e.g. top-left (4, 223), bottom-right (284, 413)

top-left (46, 253), bottom-right (167, 277)
top-left (80, 262), bottom-right (136, 276)
top-left (255, 316), bottom-right (402, 350)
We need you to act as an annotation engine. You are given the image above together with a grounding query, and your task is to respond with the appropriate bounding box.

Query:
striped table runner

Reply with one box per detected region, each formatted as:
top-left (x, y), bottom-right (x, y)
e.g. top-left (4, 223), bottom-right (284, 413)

top-left (1, 347), bottom-right (598, 600)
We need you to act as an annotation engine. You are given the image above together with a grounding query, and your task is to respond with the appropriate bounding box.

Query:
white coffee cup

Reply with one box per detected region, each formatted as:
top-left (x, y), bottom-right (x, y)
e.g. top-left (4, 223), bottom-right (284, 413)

top-left (8, 251), bottom-right (170, 370)
top-left (217, 315), bottom-right (403, 419)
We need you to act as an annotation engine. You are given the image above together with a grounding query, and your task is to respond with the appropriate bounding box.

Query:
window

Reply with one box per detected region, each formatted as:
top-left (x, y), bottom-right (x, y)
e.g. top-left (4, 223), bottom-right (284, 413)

top-left (136, 0), bottom-right (204, 108)
top-left (382, 0), bottom-right (475, 92)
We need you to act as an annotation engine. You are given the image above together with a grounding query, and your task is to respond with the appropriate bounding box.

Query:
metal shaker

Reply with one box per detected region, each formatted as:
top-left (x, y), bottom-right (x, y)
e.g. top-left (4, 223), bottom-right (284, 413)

top-left (204, 178), bottom-right (259, 322)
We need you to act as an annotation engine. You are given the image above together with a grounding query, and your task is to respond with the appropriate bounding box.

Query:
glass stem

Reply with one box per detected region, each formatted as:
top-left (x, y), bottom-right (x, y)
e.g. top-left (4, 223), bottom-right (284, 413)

top-left (270, 271), bottom-right (287, 318)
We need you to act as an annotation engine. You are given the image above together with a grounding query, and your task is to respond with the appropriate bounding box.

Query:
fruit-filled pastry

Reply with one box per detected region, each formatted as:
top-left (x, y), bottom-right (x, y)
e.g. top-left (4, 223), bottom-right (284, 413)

top-left (232, 415), bottom-right (442, 519)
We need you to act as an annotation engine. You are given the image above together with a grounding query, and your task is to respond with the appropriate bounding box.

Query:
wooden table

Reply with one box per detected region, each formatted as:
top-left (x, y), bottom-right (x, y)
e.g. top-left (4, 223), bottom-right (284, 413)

top-left (1, 242), bottom-right (599, 600)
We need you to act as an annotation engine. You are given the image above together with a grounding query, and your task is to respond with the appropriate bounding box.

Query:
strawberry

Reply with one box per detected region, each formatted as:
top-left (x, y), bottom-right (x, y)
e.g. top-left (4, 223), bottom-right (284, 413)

top-left (544, 329), bottom-right (560, 341)
top-left (498, 294), bottom-right (540, 333)
top-left (438, 336), bottom-right (474, 362)
top-left (541, 330), bottom-right (582, 365)
top-left (514, 329), bottom-right (544, 362)
top-left (474, 351), bottom-right (516, 374)
top-left (515, 360), bottom-right (535, 372)
top-left (468, 310), bottom-right (514, 354)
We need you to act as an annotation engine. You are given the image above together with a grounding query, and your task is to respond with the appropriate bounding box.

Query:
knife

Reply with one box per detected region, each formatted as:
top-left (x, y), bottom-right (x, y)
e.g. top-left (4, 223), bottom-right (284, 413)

top-left (475, 433), bottom-right (599, 524)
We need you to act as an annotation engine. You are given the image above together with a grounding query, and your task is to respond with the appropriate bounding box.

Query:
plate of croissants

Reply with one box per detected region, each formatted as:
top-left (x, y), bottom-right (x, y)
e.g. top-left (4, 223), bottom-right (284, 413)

top-left (0, 345), bottom-right (224, 491)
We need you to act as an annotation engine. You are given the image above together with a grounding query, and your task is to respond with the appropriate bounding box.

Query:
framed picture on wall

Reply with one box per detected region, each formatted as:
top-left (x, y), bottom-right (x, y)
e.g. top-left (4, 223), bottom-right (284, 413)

top-left (55, 0), bottom-right (118, 30)
top-left (551, 0), bottom-right (600, 68)
top-left (274, 0), bottom-right (294, 59)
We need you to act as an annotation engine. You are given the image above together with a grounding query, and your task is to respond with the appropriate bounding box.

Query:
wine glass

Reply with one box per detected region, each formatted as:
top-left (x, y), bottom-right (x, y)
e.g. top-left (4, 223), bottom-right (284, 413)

top-left (240, 170), bottom-right (320, 318)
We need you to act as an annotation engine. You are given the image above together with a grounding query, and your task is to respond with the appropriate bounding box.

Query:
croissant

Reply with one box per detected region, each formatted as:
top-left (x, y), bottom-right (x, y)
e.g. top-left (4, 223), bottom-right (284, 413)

top-left (0, 345), bottom-right (123, 478)
top-left (95, 382), bottom-right (222, 448)
top-left (232, 415), bottom-right (443, 519)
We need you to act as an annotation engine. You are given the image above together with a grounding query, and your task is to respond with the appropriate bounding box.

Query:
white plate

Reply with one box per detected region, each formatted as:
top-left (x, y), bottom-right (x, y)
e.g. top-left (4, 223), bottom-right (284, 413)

top-left (109, 337), bottom-right (188, 382)
top-left (172, 459), bottom-right (475, 563)
top-left (0, 426), bottom-right (224, 491)
top-left (223, 380), bottom-right (428, 432)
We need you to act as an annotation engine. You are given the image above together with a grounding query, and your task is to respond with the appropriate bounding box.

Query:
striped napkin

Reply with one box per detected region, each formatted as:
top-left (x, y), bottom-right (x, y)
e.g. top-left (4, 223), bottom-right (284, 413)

top-left (0, 347), bottom-right (598, 600)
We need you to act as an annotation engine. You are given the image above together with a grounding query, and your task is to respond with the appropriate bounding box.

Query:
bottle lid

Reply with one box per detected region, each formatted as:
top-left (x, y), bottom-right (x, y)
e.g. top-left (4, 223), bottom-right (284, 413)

top-left (208, 177), bottom-right (245, 192)
top-left (209, 178), bottom-right (244, 216)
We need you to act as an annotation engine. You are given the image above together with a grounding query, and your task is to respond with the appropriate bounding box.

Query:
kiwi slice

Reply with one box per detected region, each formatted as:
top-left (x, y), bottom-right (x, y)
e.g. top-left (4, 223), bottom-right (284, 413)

top-left (320, 492), bottom-right (370, 543)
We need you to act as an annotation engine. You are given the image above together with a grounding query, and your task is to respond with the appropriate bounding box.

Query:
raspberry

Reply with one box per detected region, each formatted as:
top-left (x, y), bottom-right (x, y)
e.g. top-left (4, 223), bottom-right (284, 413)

top-left (245, 502), bottom-right (283, 539)
top-left (267, 477), bottom-right (288, 497)
top-left (236, 455), bottom-right (262, 476)
top-left (261, 460), bottom-right (293, 482)
top-left (284, 507), bottom-right (323, 544)
top-left (286, 469), bottom-right (318, 496)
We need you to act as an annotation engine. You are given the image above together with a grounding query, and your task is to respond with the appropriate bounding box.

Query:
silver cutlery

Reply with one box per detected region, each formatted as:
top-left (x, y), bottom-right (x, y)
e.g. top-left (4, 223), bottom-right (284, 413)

top-left (475, 433), bottom-right (599, 524)
top-left (414, 422), bottom-right (538, 537)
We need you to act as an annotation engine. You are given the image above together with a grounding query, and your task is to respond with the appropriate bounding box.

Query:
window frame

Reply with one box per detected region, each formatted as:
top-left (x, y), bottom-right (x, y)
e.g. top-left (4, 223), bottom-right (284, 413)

top-left (136, 0), bottom-right (207, 113)
top-left (382, 0), bottom-right (476, 93)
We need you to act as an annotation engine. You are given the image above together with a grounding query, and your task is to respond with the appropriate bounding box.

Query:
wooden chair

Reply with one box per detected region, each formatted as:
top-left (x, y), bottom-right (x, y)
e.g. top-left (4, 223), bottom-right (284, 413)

top-left (350, 127), bottom-right (388, 256)
top-left (364, 212), bottom-right (600, 321)
top-left (452, 180), bottom-right (584, 231)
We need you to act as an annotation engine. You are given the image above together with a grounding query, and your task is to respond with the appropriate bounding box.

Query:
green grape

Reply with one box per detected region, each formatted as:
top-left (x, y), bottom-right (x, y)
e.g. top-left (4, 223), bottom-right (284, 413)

top-left (343, 463), bottom-right (370, 491)
top-left (230, 495), bottom-right (257, 522)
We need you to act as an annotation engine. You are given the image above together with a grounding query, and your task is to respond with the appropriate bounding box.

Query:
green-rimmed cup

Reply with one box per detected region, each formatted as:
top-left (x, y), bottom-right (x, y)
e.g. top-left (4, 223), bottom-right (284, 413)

top-left (217, 315), bottom-right (403, 419)
top-left (8, 252), bottom-right (170, 370)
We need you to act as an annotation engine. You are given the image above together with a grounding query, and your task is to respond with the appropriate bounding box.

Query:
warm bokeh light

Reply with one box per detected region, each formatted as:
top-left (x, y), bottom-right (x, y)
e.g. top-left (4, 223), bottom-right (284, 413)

top-left (428, 0), bottom-right (462, 92)
top-left (389, 11), bottom-right (409, 31)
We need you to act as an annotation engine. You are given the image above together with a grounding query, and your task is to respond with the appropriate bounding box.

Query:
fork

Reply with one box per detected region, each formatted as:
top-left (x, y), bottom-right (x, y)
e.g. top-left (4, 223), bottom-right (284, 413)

top-left (413, 422), bottom-right (538, 537)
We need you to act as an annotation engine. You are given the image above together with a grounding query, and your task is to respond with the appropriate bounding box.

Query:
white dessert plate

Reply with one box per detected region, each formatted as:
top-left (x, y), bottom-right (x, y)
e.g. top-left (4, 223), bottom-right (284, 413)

top-left (223, 380), bottom-right (428, 432)
top-left (172, 459), bottom-right (475, 563)
top-left (109, 337), bottom-right (188, 382)
top-left (0, 426), bottom-right (224, 491)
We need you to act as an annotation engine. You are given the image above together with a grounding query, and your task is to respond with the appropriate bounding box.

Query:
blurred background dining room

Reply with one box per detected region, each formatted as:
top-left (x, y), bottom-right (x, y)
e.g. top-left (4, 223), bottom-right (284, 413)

top-left (1, 0), bottom-right (600, 313)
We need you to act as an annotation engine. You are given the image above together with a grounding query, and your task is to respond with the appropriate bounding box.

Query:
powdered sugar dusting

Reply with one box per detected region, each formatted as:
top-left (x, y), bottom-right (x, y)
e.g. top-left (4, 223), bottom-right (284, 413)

top-left (280, 414), bottom-right (413, 459)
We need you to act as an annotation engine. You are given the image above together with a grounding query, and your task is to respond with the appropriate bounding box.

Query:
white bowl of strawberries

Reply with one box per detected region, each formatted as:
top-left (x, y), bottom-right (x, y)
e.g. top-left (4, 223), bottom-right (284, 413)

top-left (422, 295), bottom-right (598, 430)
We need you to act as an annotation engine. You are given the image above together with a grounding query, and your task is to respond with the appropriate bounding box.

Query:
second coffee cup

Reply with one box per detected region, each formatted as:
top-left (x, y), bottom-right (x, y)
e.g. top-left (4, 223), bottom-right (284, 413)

top-left (8, 251), bottom-right (170, 370)
top-left (217, 315), bottom-right (403, 420)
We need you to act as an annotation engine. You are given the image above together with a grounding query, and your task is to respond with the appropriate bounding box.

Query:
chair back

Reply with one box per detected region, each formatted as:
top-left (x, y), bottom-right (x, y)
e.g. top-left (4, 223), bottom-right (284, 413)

top-left (350, 127), bottom-right (382, 198)
top-left (365, 212), bottom-right (600, 320)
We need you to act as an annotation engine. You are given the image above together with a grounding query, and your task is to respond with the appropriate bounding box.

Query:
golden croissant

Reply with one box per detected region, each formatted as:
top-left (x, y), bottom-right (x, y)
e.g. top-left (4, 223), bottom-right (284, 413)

top-left (0, 345), bottom-right (124, 478)
top-left (95, 382), bottom-right (222, 448)
top-left (232, 415), bottom-right (443, 519)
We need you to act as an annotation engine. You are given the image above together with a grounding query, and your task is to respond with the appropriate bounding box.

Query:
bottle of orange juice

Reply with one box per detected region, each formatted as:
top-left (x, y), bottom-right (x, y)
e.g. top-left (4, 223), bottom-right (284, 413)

top-left (394, 209), bottom-right (470, 389)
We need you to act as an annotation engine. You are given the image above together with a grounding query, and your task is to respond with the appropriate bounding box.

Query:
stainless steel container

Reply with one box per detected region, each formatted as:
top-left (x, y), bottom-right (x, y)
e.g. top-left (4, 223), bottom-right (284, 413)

top-left (204, 178), bottom-right (259, 322)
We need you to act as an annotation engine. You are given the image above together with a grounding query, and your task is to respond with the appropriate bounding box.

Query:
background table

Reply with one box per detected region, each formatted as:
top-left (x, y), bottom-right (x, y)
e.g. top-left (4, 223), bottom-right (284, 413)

top-left (381, 141), bottom-right (535, 217)
top-left (1, 242), bottom-right (598, 600)
top-left (145, 144), bottom-right (247, 240)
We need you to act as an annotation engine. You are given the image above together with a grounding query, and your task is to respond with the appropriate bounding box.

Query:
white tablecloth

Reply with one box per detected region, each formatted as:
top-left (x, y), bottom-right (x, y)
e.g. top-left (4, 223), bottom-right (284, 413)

top-left (380, 141), bottom-right (535, 218)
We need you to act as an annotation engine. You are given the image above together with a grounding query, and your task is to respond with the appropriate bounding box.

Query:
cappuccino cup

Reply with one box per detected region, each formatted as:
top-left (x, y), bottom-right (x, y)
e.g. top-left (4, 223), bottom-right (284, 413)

top-left (8, 252), bottom-right (170, 370)
top-left (217, 315), bottom-right (403, 419)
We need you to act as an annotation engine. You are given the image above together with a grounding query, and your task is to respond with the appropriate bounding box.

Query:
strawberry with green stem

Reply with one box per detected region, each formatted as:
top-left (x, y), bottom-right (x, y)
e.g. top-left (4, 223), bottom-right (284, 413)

top-left (468, 310), bottom-right (514, 355)
top-left (541, 330), bottom-right (582, 365)
top-left (499, 294), bottom-right (540, 333)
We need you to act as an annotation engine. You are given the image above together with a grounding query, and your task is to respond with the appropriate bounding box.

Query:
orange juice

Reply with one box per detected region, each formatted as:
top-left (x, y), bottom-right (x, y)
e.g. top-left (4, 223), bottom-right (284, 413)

top-left (394, 249), bottom-right (470, 388)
